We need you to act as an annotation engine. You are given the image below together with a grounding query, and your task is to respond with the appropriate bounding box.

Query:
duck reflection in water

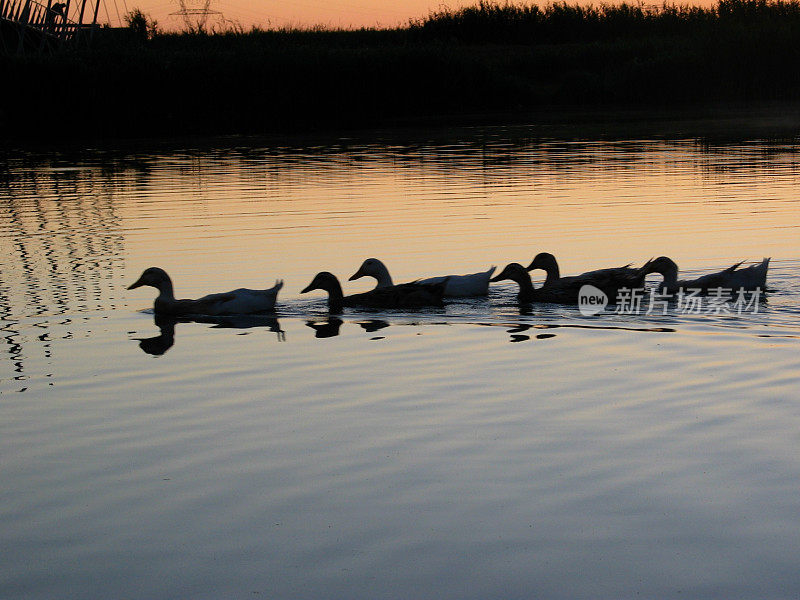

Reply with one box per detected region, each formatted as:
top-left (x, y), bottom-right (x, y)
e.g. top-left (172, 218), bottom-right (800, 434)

top-left (136, 314), bottom-right (176, 356)
top-left (204, 314), bottom-right (285, 340)
top-left (357, 319), bottom-right (390, 333)
top-left (306, 318), bottom-right (343, 338)
top-left (503, 323), bottom-right (558, 343)
top-left (134, 314), bottom-right (285, 355)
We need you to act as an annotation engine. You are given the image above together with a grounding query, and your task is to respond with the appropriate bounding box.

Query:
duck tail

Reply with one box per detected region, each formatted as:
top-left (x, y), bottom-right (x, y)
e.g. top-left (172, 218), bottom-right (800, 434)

top-left (725, 260), bottom-right (746, 273)
top-left (757, 258), bottom-right (771, 287)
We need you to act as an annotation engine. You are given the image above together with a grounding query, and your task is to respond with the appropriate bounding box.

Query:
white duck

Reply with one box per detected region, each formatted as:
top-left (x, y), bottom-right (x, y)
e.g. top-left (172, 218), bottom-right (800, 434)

top-left (128, 267), bottom-right (283, 316)
top-left (349, 257), bottom-right (495, 297)
top-left (639, 257), bottom-right (770, 293)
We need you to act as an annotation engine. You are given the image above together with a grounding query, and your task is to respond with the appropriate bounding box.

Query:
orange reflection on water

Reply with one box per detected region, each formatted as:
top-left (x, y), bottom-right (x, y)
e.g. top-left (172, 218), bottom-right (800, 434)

top-left (115, 141), bottom-right (800, 299)
top-left (2, 138), bottom-right (798, 314)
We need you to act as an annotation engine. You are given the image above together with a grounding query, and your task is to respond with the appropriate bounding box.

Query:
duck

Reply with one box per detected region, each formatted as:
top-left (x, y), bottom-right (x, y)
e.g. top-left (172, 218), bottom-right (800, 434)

top-left (127, 267), bottom-right (283, 316)
top-left (638, 256), bottom-right (770, 293)
top-left (349, 257), bottom-right (495, 297)
top-left (490, 262), bottom-right (591, 304)
top-left (527, 252), bottom-right (645, 298)
top-left (301, 271), bottom-right (447, 312)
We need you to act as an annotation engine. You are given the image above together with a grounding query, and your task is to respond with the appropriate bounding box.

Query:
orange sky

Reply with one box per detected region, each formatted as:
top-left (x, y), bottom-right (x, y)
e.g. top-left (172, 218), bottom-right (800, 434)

top-left (97, 0), bottom-right (720, 31)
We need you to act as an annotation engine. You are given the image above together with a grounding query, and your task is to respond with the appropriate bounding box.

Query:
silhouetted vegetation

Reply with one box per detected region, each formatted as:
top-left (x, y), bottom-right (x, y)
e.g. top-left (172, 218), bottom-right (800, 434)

top-left (123, 8), bottom-right (159, 41)
top-left (3, 0), bottom-right (800, 140)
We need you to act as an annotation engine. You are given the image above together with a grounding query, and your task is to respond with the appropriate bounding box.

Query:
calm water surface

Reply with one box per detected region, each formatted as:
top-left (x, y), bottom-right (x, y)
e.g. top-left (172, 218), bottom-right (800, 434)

top-left (1, 129), bottom-right (799, 599)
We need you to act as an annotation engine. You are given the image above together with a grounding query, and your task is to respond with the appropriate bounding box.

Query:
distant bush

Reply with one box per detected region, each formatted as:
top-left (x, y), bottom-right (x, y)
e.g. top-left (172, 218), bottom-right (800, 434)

top-left (124, 8), bottom-right (159, 40)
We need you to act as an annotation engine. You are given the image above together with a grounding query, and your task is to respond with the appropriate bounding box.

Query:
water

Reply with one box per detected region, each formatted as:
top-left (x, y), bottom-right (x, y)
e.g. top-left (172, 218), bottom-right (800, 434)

top-left (1, 129), bottom-right (799, 599)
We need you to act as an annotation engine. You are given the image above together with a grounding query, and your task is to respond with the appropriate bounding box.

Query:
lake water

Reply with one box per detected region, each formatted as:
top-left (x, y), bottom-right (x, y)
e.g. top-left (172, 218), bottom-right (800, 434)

top-left (1, 127), bottom-right (799, 599)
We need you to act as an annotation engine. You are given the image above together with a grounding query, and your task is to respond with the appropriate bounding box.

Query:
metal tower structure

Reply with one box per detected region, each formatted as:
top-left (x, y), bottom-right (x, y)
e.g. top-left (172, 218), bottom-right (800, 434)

top-left (170, 0), bottom-right (220, 31)
top-left (0, 0), bottom-right (100, 53)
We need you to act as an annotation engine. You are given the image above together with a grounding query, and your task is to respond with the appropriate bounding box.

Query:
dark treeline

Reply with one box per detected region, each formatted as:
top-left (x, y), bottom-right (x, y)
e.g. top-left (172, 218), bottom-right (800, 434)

top-left (3, 0), bottom-right (800, 140)
top-left (414, 0), bottom-right (800, 42)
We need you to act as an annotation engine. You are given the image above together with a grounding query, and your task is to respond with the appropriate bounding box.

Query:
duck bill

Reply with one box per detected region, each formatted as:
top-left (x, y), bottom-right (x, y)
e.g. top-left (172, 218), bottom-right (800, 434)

top-left (127, 277), bottom-right (145, 290)
top-left (300, 283), bottom-right (316, 294)
top-left (348, 267), bottom-right (366, 281)
top-left (490, 265), bottom-right (516, 283)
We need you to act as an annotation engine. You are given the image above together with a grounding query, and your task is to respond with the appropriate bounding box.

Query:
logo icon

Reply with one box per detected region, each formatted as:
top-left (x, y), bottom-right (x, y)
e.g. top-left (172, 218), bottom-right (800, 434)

top-left (578, 284), bottom-right (608, 316)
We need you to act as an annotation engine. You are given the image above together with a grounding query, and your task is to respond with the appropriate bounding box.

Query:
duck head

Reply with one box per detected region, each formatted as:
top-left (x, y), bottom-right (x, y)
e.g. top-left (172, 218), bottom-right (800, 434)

top-left (638, 256), bottom-right (679, 288)
top-left (128, 267), bottom-right (173, 293)
top-left (526, 252), bottom-right (558, 273)
top-left (526, 252), bottom-right (560, 284)
top-left (490, 263), bottom-right (531, 286)
top-left (349, 258), bottom-right (392, 286)
top-left (638, 256), bottom-right (678, 277)
top-left (301, 271), bottom-right (341, 295)
top-left (302, 272), bottom-right (344, 312)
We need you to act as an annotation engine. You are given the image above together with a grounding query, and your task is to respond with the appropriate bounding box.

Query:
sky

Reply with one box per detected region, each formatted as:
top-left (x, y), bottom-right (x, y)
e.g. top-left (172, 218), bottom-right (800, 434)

top-left (97, 0), bottom-right (719, 31)
top-left (99, 0), bottom-right (477, 30)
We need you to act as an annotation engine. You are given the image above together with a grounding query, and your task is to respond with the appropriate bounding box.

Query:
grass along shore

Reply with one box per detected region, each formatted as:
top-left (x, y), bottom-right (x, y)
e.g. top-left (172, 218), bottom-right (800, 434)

top-left (3, 0), bottom-right (800, 139)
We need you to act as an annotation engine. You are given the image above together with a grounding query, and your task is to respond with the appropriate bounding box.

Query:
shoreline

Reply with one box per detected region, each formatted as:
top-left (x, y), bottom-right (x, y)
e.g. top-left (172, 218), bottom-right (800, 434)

top-left (4, 101), bottom-right (800, 152)
top-left (6, 0), bottom-right (800, 148)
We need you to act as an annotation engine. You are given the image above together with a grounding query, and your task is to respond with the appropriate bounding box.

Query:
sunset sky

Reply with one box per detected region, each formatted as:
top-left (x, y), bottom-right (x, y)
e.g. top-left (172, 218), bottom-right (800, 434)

top-left (98, 0), bottom-right (720, 31)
